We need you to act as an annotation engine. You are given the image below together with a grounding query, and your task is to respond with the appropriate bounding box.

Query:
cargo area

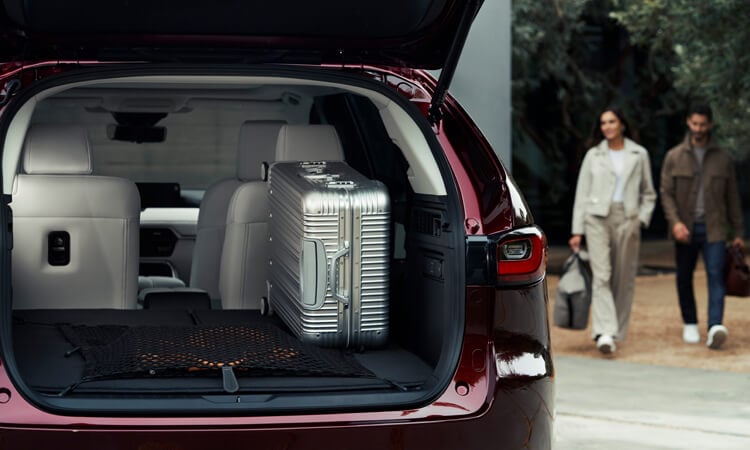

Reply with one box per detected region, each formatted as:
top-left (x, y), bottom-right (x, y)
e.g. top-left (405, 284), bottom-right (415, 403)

top-left (13, 309), bottom-right (431, 397)
top-left (0, 66), bottom-right (465, 413)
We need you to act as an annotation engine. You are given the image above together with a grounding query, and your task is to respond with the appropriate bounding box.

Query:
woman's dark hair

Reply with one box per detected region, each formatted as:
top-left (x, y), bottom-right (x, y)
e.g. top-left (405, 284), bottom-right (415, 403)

top-left (586, 106), bottom-right (633, 148)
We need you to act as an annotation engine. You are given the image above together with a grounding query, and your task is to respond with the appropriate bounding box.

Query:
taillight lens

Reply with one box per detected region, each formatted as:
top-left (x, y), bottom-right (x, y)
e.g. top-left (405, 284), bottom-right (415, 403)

top-left (495, 227), bottom-right (547, 286)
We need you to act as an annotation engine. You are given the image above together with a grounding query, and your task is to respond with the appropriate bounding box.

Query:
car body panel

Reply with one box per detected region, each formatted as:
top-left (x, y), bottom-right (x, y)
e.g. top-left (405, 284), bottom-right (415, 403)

top-left (0, 0), bottom-right (482, 70)
top-left (0, 282), bottom-right (553, 448)
top-left (0, 2), bottom-right (553, 442)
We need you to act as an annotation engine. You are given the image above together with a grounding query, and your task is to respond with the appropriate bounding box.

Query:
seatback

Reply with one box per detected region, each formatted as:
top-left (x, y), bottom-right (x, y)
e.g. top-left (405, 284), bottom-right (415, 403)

top-left (190, 121), bottom-right (284, 301)
top-left (274, 124), bottom-right (345, 162)
top-left (210, 121), bottom-right (282, 308)
top-left (188, 180), bottom-right (240, 300)
top-left (11, 124), bottom-right (140, 309)
top-left (219, 124), bottom-right (345, 310)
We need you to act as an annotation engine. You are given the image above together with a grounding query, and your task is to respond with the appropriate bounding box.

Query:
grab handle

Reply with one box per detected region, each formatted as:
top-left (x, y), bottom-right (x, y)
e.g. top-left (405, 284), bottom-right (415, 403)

top-left (330, 241), bottom-right (350, 306)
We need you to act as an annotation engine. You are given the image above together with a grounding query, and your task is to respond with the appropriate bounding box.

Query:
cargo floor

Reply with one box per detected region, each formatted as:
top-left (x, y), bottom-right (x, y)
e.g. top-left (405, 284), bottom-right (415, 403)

top-left (12, 309), bottom-right (432, 395)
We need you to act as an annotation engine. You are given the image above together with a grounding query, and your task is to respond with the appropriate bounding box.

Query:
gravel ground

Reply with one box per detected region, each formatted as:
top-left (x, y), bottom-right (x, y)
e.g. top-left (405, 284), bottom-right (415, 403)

top-left (547, 241), bottom-right (750, 373)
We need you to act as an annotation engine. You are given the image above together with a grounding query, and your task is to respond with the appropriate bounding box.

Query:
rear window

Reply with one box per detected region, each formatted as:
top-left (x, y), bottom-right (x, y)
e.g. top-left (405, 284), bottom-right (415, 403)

top-left (31, 100), bottom-right (252, 190)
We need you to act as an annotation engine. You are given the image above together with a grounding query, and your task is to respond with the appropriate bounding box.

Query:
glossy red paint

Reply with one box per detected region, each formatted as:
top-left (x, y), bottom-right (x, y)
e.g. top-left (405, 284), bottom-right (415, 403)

top-left (0, 391), bottom-right (554, 450)
top-left (0, 60), bottom-right (118, 115)
top-left (0, 60), bottom-right (104, 86)
top-left (0, 289), bottom-right (490, 427)
top-left (1, 62), bottom-right (491, 242)
top-left (0, 58), bottom-right (553, 447)
top-left (322, 64), bottom-right (513, 238)
top-left (410, 69), bottom-right (521, 236)
top-left (435, 122), bottom-right (484, 237)
top-left (0, 283), bottom-right (552, 449)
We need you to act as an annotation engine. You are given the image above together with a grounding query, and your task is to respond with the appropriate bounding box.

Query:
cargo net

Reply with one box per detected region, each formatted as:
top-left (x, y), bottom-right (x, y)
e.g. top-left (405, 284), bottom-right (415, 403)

top-left (59, 321), bottom-right (373, 382)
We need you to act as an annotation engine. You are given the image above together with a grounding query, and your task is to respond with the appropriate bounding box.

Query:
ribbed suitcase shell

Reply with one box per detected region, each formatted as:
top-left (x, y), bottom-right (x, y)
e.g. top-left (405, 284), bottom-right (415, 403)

top-left (267, 161), bottom-right (390, 348)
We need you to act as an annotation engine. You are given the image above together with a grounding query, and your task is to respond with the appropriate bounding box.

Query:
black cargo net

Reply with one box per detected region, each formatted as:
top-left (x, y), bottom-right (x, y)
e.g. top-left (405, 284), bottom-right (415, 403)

top-left (60, 321), bottom-right (373, 382)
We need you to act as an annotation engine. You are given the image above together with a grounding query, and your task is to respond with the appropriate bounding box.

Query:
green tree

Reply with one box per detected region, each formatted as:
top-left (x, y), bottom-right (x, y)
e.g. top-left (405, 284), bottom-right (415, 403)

top-left (512, 0), bottom-right (681, 239)
top-left (512, 0), bottom-right (749, 240)
top-left (611, 0), bottom-right (750, 158)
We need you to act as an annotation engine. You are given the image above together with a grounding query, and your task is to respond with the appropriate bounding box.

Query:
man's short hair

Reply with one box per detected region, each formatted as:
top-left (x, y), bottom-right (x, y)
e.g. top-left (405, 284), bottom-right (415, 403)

top-left (687, 103), bottom-right (713, 121)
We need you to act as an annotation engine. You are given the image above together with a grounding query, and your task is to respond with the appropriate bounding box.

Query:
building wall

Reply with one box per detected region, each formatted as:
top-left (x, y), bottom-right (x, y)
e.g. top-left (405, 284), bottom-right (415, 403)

top-left (449, 0), bottom-right (512, 171)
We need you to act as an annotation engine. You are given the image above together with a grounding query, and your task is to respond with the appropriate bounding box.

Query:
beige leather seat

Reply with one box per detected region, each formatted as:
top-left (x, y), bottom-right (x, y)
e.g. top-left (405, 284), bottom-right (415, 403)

top-left (218, 124), bottom-right (344, 309)
top-left (274, 124), bottom-right (345, 162)
top-left (11, 124), bottom-right (140, 309)
top-left (178, 120), bottom-right (279, 307)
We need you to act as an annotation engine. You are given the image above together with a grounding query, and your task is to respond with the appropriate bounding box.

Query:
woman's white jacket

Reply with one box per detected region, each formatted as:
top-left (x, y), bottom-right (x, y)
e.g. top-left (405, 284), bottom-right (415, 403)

top-left (571, 138), bottom-right (657, 235)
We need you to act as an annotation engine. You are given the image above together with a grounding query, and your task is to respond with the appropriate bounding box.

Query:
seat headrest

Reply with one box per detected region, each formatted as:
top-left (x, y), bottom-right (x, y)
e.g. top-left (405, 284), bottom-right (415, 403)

top-left (274, 125), bottom-right (345, 162)
top-left (237, 121), bottom-right (285, 181)
top-left (23, 124), bottom-right (93, 175)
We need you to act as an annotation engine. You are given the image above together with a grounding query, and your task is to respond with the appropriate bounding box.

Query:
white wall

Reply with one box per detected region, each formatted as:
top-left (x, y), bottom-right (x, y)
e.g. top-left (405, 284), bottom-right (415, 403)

top-left (448, 0), bottom-right (512, 171)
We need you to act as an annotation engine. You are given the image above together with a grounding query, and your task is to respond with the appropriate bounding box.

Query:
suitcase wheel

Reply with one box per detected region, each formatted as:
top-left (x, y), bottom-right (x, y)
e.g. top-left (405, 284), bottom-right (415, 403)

top-left (260, 296), bottom-right (274, 316)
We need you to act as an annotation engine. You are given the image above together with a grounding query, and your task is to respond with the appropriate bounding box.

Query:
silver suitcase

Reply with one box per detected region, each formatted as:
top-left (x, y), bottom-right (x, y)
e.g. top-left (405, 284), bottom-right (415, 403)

top-left (267, 161), bottom-right (390, 348)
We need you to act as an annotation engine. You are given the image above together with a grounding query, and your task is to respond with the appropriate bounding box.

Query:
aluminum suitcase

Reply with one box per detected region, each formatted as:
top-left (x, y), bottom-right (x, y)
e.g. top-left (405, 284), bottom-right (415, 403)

top-left (267, 161), bottom-right (390, 348)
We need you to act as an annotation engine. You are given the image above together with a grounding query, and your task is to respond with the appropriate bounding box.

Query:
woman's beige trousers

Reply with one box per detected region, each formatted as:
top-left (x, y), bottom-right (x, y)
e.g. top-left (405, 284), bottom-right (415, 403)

top-left (584, 203), bottom-right (641, 341)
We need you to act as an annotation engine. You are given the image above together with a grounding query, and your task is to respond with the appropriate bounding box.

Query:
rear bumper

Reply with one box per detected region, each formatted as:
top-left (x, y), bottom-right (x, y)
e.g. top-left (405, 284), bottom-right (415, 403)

top-left (0, 281), bottom-right (554, 449)
top-left (0, 376), bottom-right (552, 449)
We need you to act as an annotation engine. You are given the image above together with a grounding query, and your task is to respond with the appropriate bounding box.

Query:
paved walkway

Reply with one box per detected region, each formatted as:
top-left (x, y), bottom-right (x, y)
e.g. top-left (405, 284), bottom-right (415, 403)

top-left (549, 239), bottom-right (750, 448)
top-left (553, 348), bottom-right (750, 449)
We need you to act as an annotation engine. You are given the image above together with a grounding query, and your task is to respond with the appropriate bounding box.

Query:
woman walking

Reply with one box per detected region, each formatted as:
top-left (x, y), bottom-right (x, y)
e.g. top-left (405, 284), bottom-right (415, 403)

top-left (569, 107), bottom-right (657, 355)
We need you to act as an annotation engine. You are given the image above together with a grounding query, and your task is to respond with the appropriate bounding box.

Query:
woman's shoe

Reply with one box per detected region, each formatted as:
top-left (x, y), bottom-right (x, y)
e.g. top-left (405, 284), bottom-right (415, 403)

top-left (596, 335), bottom-right (616, 354)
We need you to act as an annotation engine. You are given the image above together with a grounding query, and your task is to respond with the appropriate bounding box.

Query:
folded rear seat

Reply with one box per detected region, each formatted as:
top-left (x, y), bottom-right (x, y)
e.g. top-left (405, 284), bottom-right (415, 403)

top-left (11, 124), bottom-right (140, 309)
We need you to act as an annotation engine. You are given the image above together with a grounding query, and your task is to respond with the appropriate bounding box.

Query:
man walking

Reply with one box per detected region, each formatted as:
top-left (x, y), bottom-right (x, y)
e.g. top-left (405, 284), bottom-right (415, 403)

top-left (660, 103), bottom-right (745, 349)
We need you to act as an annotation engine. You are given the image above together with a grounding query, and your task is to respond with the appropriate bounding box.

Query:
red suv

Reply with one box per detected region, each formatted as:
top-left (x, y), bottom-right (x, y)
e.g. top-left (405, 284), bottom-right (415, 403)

top-left (0, 1), bottom-right (553, 448)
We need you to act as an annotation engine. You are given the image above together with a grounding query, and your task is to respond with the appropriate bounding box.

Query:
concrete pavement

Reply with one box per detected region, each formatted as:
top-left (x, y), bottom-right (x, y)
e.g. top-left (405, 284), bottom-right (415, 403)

top-left (553, 355), bottom-right (750, 449)
top-left (547, 238), bottom-right (750, 448)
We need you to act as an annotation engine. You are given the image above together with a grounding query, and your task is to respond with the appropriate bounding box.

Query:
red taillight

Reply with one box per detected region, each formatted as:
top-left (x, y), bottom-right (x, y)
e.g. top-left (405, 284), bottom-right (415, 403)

top-left (496, 229), bottom-right (547, 286)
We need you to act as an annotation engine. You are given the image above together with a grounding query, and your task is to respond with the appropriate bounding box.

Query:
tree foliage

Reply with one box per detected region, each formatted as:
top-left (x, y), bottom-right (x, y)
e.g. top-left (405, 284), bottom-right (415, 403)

top-left (511, 0), bottom-right (682, 239)
top-left (512, 0), bottom-right (750, 240)
top-left (611, 0), bottom-right (750, 157)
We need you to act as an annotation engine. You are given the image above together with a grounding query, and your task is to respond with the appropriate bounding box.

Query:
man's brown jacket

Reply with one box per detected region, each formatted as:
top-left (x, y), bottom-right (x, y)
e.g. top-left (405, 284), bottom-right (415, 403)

top-left (660, 135), bottom-right (744, 243)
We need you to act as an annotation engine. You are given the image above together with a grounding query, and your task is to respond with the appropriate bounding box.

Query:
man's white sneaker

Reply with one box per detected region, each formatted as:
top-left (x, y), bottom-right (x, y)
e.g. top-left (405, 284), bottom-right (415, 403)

top-left (707, 325), bottom-right (728, 350)
top-left (682, 324), bottom-right (700, 344)
top-left (596, 335), bottom-right (616, 354)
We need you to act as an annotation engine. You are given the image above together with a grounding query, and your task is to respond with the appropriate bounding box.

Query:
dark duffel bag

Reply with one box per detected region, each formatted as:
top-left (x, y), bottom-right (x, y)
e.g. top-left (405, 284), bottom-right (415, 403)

top-left (553, 251), bottom-right (592, 330)
top-left (725, 246), bottom-right (750, 297)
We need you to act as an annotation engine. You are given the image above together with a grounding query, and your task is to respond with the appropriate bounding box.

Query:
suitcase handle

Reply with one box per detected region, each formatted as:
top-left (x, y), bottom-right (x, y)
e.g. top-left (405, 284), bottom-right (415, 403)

top-left (326, 180), bottom-right (356, 189)
top-left (303, 173), bottom-right (340, 181)
top-left (300, 238), bottom-right (329, 310)
top-left (330, 241), bottom-right (350, 306)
